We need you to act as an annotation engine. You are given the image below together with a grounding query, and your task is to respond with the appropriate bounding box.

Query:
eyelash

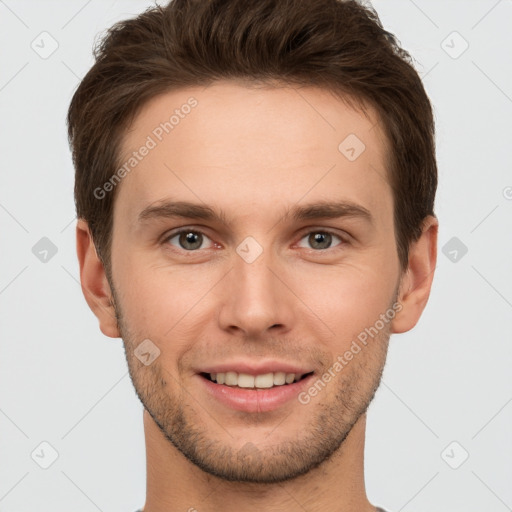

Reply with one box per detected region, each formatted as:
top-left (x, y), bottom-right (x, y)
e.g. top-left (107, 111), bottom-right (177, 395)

top-left (161, 227), bottom-right (348, 254)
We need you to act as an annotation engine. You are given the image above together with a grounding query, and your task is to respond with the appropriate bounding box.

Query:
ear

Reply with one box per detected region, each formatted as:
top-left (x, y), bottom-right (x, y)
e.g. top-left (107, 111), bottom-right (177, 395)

top-left (76, 219), bottom-right (120, 338)
top-left (391, 215), bottom-right (438, 334)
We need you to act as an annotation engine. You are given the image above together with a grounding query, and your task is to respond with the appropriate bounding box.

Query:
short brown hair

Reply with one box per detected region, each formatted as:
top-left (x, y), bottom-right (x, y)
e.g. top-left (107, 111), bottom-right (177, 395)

top-left (67, 0), bottom-right (437, 276)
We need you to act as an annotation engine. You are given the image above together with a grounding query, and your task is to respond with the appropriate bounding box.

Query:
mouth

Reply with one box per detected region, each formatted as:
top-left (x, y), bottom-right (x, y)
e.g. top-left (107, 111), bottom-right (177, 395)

top-left (197, 370), bottom-right (316, 412)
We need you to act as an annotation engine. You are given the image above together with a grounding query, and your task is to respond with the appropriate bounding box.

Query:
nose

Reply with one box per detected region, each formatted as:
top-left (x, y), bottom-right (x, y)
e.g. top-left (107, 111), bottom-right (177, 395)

top-left (217, 244), bottom-right (295, 338)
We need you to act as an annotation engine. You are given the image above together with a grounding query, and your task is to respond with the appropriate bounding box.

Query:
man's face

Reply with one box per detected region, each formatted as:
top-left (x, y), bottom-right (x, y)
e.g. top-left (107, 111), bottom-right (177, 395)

top-left (109, 80), bottom-right (402, 483)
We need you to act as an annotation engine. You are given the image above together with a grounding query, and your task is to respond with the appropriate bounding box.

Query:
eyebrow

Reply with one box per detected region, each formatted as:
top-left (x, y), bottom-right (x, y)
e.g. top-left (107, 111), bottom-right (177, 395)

top-left (137, 199), bottom-right (373, 226)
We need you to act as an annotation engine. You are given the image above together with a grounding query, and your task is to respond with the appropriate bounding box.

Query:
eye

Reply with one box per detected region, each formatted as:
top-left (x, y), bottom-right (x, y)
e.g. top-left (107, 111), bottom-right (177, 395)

top-left (164, 229), bottom-right (214, 251)
top-left (162, 228), bottom-right (346, 253)
top-left (296, 230), bottom-right (345, 251)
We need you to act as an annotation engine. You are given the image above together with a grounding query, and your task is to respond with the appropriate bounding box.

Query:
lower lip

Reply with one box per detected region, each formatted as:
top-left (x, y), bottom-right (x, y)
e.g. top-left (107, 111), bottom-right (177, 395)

top-left (197, 373), bottom-right (315, 413)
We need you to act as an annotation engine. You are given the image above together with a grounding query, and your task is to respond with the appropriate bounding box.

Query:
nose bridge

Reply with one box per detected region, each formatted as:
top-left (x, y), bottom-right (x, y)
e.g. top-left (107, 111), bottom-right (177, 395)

top-left (217, 237), bottom-right (292, 335)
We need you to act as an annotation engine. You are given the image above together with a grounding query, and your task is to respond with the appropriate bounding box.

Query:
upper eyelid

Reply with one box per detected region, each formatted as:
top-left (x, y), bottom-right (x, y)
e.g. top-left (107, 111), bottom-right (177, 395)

top-left (162, 227), bottom-right (215, 244)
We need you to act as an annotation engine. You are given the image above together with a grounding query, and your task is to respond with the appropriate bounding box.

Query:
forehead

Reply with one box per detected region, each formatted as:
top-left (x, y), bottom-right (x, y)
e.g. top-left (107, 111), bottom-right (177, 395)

top-left (115, 80), bottom-right (392, 225)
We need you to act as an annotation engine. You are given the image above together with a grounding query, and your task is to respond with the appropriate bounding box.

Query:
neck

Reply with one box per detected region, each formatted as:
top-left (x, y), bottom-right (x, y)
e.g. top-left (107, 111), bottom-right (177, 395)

top-left (141, 410), bottom-right (376, 512)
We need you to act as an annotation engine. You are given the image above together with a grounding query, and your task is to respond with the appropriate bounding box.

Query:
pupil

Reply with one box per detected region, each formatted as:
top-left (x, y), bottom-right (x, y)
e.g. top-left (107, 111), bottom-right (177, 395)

top-left (310, 232), bottom-right (331, 249)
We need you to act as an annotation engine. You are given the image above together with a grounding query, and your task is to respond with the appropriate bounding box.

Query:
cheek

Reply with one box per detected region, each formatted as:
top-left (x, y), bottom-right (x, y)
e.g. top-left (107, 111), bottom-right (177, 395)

top-left (116, 260), bottom-right (217, 337)
top-left (292, 262), bottom-right (396, 335)
top-left (114, 234), bottom-right (399, 345)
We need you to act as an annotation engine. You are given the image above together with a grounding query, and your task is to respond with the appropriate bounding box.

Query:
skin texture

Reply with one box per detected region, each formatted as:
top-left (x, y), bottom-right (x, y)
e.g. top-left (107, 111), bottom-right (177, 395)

top-left (76, 80), bottom-right (438, 512)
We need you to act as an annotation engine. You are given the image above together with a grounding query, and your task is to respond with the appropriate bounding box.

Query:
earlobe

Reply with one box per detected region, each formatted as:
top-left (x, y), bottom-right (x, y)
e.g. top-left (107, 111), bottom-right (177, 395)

top-left (391, 215), bottom-right (438, 334)
top-left (76, 219), bottom-right (120, 338)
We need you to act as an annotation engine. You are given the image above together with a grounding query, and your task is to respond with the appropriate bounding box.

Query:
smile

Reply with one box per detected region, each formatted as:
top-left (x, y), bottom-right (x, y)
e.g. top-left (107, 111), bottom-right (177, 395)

top-left (198, 372), bottom-right (316, 412)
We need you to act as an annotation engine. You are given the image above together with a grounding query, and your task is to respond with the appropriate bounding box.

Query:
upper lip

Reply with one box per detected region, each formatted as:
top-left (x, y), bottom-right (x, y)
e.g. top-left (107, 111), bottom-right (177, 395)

top-left (197, 361), bottom-right (315, 378)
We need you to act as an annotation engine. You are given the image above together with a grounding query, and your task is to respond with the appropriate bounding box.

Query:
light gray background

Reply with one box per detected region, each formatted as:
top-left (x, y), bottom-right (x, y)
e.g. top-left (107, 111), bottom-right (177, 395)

top-left (1, 0), bottom-right (511, 511)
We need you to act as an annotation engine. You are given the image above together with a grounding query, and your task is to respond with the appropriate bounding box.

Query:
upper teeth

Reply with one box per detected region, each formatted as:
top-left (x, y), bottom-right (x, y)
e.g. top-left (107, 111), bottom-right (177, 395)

top-left (211, 371), bottom-right (302, 388)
